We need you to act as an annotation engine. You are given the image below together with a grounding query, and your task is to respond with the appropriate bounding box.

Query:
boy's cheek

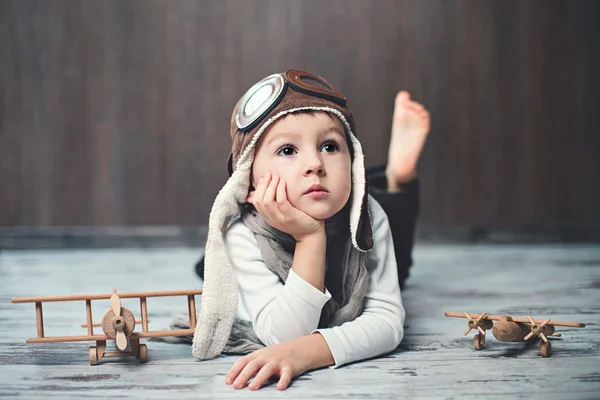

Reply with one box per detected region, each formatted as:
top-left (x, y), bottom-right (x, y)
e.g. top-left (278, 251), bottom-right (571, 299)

top-left (249, 171), bottom-right (261, 188)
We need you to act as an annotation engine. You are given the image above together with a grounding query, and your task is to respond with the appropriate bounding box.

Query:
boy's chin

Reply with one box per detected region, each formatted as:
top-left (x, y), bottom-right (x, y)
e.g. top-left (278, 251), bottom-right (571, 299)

top-left (299, 205), bottom-right (345, 221)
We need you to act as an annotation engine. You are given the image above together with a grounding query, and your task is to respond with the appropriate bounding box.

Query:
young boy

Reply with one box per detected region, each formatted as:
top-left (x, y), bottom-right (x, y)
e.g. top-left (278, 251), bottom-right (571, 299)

top-left (192, 70), bottom-right (430, 390)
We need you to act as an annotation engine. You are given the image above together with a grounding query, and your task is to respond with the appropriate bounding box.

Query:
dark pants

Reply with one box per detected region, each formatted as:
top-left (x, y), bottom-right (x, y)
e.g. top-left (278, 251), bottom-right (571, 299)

top-left (365, 165), bottom-right (419, 289)
top-left (195, 164), bottom-right (419, 289)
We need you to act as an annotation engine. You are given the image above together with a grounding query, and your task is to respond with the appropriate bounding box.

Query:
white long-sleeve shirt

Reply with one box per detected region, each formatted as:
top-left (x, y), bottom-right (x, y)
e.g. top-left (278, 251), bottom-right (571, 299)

top-left (225, 196), bottom-right (405, 367)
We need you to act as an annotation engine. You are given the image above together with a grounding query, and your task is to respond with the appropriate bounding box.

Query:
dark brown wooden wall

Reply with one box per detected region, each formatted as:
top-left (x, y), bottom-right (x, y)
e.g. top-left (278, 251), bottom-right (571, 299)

top-left (1, 0), bottom-right (598, 228)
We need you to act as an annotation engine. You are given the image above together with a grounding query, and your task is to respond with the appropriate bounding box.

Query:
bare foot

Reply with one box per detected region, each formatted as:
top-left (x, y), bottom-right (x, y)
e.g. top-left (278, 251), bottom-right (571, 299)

top-left (386, 90), bottom-right (430, 192)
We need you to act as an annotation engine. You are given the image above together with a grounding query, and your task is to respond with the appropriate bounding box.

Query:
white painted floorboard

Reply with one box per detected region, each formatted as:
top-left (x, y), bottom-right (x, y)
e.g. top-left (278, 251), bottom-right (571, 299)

top-left (1, 244), bottom-right (599, 399)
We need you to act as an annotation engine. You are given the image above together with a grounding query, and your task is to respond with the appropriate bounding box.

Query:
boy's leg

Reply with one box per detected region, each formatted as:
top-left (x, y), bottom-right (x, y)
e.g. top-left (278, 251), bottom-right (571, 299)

top-left (367, 165), bottom-right (419, 289)
top-left (373, 90), bottom-right (429, 288)
top-left (385, 91), bottom-right (430, 193)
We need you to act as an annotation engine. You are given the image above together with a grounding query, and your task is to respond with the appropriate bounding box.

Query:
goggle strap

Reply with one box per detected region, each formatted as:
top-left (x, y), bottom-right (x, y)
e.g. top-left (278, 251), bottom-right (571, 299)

top-left (287, 81), bottom-right (347, 107)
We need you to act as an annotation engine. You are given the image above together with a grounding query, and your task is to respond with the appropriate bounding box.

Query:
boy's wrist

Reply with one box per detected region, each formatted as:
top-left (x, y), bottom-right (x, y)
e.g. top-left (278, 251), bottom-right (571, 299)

top-left (293, 225), bottom-right (326, 243)
top-left (293, 333), bottom-right (335, 372)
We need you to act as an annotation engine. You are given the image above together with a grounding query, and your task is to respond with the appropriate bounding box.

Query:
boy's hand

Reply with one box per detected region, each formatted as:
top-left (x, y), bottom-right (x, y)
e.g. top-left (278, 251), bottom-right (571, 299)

top-left (225, 333), bottom-right (333, 390)
top-left (247, 173), bottom-right (324, 241)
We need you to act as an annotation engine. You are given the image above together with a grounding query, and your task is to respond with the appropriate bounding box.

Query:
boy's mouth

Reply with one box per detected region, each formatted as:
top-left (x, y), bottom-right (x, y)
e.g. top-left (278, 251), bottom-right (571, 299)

top-left (304, 184), bottom-right (329, 198)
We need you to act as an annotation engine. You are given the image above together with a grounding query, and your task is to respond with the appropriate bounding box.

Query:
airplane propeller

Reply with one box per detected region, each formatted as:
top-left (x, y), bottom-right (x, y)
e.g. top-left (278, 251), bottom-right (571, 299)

top-left (463, 312), bottom-right (488, 336)
top-left (110, 293), bottom-right (128, 351)
top-left (524, 316), bottom-right (551, 342)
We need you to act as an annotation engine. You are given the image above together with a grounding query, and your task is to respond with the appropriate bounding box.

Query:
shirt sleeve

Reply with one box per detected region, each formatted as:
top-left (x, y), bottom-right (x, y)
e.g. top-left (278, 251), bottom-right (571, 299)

top-left (313, 197), bottom-right (406, 368)
top-left (225, 220), bottom-right (332, 346)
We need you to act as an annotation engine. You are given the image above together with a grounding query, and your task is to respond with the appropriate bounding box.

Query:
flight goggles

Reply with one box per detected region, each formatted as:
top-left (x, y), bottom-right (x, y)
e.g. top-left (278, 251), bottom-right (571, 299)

top-left (235, 69), bottom-right (347, 133)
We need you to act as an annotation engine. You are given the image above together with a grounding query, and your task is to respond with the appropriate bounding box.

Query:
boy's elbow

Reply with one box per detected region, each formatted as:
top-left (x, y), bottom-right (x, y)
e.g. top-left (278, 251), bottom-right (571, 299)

top-left (381, 318), bottom-right (404, 354)
top-left (393, 306), bottom-right (406, 346)
top-left (391, 320), bottom-right (404, 348)
top-left (255, 318), bottom-right (309, 346)
top-left (362, 307), bottom-right (405, 353)
top-left (254, 320), bottom-right (283, 346)
top-left (258, 332), bottom-right (283, 347)
top-left (381, 305), bottom-right (406, 350)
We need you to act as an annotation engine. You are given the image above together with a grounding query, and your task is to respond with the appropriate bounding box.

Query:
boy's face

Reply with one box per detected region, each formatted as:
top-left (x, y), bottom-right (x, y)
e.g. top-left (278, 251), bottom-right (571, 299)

top-left (251, 112), bottom-right (352, 221)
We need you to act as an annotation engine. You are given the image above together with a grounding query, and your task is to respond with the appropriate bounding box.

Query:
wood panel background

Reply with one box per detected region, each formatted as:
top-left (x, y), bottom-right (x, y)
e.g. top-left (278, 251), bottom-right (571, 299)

top-left (1, 0), bottom-right (599, 229)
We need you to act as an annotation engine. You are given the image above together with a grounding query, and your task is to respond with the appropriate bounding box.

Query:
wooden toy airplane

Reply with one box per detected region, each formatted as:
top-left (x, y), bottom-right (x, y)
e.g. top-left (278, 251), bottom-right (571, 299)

top-left (445, 312), bottom-right (585, 357)
top-left (11, 289), bottom-right (202, 365)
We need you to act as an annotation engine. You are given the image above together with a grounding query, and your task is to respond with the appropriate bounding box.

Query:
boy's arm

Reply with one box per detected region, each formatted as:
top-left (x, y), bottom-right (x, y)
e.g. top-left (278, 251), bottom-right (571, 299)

top-left (313, 198), bottom-right (405, 367)
top-left (226, 221), bottom-right (331, 346)
top-left (291, 228), bottom-right (327, 292)
top-left (247, 174), bottom-right (328, 291)
top-left (227, 235), bottom-right (402, 391)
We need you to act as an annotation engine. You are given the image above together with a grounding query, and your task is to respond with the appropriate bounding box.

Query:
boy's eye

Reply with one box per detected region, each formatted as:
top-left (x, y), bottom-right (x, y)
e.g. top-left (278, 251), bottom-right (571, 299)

top-left (276, 145), bottom-right (297, 156)
top-left (321, 141), bottom-right (339, 153)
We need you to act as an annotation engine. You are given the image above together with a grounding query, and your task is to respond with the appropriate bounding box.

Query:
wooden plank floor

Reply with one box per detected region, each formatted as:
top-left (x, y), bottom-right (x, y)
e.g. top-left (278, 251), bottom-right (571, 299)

top-left (1, 244), bottom-right (599, 399)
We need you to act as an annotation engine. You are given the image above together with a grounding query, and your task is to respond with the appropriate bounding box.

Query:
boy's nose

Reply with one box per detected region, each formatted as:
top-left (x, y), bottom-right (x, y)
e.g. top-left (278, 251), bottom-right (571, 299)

top-left (304, 157), bottom-right (325, 176)
top-left (305, 166), bottom-right (325, 176)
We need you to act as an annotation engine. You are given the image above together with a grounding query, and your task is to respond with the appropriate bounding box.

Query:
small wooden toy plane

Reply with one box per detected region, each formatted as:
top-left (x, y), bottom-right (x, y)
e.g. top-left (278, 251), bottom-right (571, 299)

top-left (11, 289), bottom-right (202, 365)
top-left (445, 312), bottom-right (585, 357)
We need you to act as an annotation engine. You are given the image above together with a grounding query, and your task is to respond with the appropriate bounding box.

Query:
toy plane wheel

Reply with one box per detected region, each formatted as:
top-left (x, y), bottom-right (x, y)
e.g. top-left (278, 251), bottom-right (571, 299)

top-left (473, 333), bottom-right (485, 350)
top-left (540, 340), bottom-right (552, 357)
top-left (89, 346), bottom-right (98, 365)
top-left (139, 344), bottom-right (148, 363)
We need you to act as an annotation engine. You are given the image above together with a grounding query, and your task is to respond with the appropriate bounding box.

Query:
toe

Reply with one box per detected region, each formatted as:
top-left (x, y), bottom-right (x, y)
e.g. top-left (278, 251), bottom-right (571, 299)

top-left (396, 90), bottom-right (411, 104)
top-left (407, 103), bottom-right (419, 112)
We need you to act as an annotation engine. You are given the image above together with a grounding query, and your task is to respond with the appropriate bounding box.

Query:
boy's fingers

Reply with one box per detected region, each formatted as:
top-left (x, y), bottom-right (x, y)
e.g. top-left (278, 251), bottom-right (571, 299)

top-left (275, 180), bottom-right (291, 219)
top-left (254, 173), bottom-right (271, 205)
top-left (263, 175), bottom-right (279, 209)
top-left (276, 179), bottom-right (287, 207)
top-left (276, 180), bottom-right (293, 215)
top-left (277, 367), bottom-right (293, 390)
top-left (226, 357), bottom-right (250, 385)
top-left (233, 359), bottom-right (263, 389)
top-left (248, 363), bottom-right (278, 390)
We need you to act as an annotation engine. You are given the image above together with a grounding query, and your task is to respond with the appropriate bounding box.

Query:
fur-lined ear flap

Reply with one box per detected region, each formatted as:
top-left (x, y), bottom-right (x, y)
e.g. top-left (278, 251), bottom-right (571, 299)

top-left (226, 153), bottom-right (234, 176)
top-left (356, 182), bottom-right (374, 251)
